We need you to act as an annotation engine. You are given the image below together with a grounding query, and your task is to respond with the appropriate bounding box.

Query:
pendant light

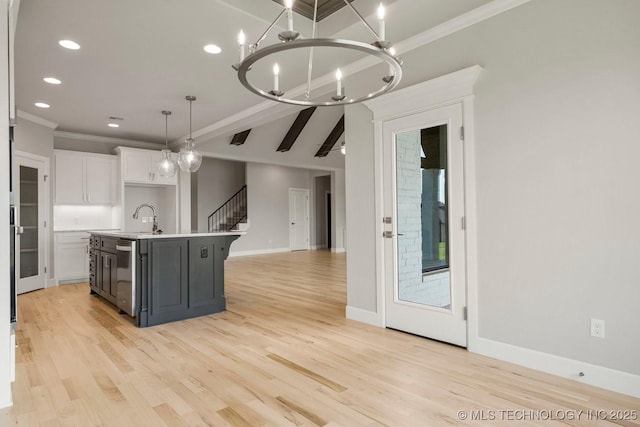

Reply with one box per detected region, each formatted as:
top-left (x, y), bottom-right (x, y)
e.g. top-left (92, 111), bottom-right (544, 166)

top-left (178, 95), bottom-right (203, 173)
top-left (156, 110), bottom-right (178, 178)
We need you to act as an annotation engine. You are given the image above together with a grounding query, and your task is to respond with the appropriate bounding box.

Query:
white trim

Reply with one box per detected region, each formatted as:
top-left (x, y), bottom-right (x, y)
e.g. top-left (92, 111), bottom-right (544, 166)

top-left (363, 65), bottom-right (484, 122)
top-left (200, 150), bottom-right (343, 173)
top-left (228, 247), bottom-right (290, 257)
top-left (330, 247), bottom-right (345, 253)
top-left (54, 131), bottom-right (161, 150)
top-left (48, 278), bottom-right (58, 287)
top-left (474, 337), bottom-right (640, 398)
top-left (310, 245), bottom-right (328, 250)
top-left (182, 1), bottom-right (530, 143)
top-left (346, 305), bottom-right (384, 327)
top-left (15, 151), bottom-right (51, 296)
top-left (16, 109), bottom-right (58, 129)
top-left (364, 66), bottom-right (483, 345)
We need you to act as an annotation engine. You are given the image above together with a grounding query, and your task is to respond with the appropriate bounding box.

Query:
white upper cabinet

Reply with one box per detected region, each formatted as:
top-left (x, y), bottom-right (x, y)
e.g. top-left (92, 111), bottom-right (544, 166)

top-left (116, 147), bottom-right (177, 185)
top-left (54, 150), bottom-right (116, 205)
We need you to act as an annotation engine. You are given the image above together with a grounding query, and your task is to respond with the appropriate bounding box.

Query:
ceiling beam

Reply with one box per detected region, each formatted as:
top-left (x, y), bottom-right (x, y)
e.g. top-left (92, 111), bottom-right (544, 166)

top-left (230, 129), bottom-right (251, 146)
top-left (277, 107), bottom-right (316, 152)
top-left (315, 115), bottom-right (344, 157)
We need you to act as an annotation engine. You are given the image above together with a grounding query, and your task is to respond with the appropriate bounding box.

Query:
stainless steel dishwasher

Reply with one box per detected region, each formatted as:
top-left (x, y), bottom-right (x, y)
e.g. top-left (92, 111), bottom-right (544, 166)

top-left (116, 239), bottom-right (136, 316)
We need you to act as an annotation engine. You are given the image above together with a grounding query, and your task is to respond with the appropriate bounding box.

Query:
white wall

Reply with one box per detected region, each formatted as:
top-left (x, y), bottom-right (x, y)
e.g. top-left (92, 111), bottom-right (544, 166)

top-left (231, 163), bottom-right (310, 254)
top-left (193, 157), bottom-right (246, 232)
top-left (1, 0), bottom-right (13, 408)
top-left (346, 0), bottom-right (640, 381)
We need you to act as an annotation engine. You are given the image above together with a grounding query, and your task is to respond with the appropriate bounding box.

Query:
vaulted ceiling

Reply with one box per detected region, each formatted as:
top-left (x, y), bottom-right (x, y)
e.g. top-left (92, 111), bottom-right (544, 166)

top-left (14, 0), bottom-right (493, 146)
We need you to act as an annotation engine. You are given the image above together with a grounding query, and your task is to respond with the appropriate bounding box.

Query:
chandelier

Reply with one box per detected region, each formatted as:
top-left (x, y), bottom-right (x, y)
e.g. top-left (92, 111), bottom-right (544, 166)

top-left (233, 0), bottom-right (402, 107)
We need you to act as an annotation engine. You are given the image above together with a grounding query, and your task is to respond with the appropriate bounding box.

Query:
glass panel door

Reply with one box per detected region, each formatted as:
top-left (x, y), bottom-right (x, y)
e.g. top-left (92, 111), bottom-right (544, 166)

top-left (383, 103), bottom-right (467, 347)
top-left (396, 124), bottom-right (451, 309)
top-left (19, 165), bottom-right (39, 279)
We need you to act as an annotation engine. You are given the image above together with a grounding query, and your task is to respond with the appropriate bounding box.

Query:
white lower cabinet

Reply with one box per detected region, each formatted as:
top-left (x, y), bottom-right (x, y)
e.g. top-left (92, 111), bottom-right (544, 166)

top-left (55, 232), bottom-right (90, 283)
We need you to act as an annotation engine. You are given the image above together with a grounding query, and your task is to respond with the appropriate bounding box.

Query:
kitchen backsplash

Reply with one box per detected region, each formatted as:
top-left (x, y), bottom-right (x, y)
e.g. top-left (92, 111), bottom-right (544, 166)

top-left (53, 205), bottom-right (118, 231)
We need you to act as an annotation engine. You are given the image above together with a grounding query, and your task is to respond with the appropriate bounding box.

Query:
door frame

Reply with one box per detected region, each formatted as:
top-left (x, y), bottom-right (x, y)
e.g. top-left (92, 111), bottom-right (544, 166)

top-left (15, 150), bottom-right (50, 292)
top-left (363, 65), bottom-right (483, 351)
top-left (288, 187), bottom-right (310, 251)
top-left (382, 104), bottom-right (467, 346)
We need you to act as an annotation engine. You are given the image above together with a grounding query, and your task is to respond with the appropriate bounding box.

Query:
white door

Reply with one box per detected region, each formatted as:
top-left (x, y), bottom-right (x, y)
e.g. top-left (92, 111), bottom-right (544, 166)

top-left (383, 104), bottom-right (467, 347)
top-left (289, 188), bottom-right (310, 251)
top-left (16, 154), bottom-right (49, 294)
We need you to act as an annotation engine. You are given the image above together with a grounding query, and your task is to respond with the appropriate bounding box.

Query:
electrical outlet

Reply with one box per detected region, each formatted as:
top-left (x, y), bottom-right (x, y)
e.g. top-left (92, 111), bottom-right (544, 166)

top-left (591, 318), bottom-right (605, 338)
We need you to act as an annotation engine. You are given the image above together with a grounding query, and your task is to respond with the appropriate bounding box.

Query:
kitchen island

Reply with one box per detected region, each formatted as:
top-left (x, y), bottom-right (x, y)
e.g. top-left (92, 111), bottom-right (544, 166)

top-left (89, 231), bottom-right (243, 327)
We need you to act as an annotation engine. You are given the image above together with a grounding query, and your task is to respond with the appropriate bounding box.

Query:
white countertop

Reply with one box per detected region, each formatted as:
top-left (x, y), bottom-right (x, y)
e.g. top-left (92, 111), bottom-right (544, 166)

top-left (54, 227), bottom-right (120, 232)
top-left (90, 231), bottom-right (246, 240)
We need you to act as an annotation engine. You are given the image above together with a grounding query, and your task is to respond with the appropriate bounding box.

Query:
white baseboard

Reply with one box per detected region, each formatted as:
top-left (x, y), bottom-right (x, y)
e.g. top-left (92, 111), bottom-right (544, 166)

top-left (0, 398), bottom-right (12, 409)
top-left (48, 278), bottom-right (59, 287)
top-left (346, 305), bottom-right (384, 327)
top-left (472, 337), bottom-right (640, 398)
top-left (311, 245), bottom-right (328, 250)
top-left (331, 247), bottom-right (346, 253)
top-left (228, 247), bottom-right (290, 257)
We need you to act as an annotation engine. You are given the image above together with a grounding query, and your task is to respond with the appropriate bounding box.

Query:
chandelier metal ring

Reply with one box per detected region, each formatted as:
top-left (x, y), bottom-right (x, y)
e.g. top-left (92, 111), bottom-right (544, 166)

top-left (236, 38), bottom-right (403, 107)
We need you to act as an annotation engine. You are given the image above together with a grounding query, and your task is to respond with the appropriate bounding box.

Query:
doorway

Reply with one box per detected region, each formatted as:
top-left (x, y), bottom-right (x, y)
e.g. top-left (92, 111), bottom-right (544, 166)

top-left (15, 152), bottom-right (49, 294)
top-left (382, 104), bottom-right (467, 347)
top-left (289, 188), bottom-right (310, 251)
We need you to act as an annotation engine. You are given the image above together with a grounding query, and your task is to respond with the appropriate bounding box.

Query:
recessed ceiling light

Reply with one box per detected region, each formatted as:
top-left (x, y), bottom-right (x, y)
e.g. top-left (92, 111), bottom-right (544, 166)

top-left (58, 39), bottom-right (80, 50)
top-left (203, 44), bottom-right (222, 54)
top-left (43, 77), bottom-right (61, 85)
top-left (108, 123), bottom-right (120, 128)
top-left (34, 102), bottom-right (50, 109)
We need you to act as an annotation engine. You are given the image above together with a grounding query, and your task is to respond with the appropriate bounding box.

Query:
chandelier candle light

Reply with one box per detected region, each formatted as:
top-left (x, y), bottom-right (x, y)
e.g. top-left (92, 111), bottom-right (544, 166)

top-left (177, 96), bottom-right (203, 173)
top-left (233, 0), bottom-right (402, 107)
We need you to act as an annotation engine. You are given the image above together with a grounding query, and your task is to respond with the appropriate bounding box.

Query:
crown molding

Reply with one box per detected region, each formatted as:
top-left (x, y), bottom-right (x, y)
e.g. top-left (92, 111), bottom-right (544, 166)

top-left (186, 0), bottom-right (532, 143)
top-left (54, 131), bottom-right (161, 150)
top-left (16, 110), bottom-right (58, 129)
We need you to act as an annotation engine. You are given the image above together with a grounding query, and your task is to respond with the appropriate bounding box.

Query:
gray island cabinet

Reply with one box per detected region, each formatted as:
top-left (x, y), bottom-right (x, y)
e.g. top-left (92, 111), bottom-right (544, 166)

top-left (89, 232), bottom-right (243, 327)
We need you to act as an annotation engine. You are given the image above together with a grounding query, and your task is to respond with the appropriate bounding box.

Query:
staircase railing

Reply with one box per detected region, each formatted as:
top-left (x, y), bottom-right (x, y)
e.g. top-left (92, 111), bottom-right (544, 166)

top-left (208, 185), bottom-right (247, 232)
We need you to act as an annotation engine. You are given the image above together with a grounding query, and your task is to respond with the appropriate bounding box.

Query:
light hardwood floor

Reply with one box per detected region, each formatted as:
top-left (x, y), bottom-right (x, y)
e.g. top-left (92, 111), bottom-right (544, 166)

top-left (2, 250), bottom-right (639, 426)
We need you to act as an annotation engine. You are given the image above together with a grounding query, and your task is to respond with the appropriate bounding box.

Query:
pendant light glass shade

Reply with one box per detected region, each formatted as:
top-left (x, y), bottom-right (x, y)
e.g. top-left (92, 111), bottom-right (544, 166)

top-left (157, 149), bottom-right (178, 177)
top-left (178, 95), bottom-right (202, 173)
top-left (178, 138), bottom-right (203, 172)
top-left (156, 110), bottom-right (178, 178)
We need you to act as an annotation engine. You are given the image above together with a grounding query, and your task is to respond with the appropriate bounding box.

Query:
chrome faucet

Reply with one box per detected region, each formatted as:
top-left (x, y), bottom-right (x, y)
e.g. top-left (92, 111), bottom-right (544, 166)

top-left (132, 203), bottom-right (158, 233)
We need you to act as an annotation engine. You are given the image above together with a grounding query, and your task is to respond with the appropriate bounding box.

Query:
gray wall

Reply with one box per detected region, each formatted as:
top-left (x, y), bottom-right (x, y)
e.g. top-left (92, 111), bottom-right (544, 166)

top-left (314, 175), bottom-right (331, 248)
top-left (231, 162), bottom-right (310, 253)
top-left (193, 157), bottom-right (246, 232)
top-left (346, 0), bottom-right (640, 375)
top-left (345, 104), bottom-right (377, 312)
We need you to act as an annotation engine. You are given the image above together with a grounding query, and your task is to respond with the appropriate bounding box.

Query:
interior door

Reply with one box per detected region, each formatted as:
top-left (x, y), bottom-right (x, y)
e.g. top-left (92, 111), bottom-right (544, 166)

top-left (383, 104), bottom-right (467, 347)
top-left (289, 188), bottom-right (309, 251)
top-left (16, 155), bottom-right (48, 294)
